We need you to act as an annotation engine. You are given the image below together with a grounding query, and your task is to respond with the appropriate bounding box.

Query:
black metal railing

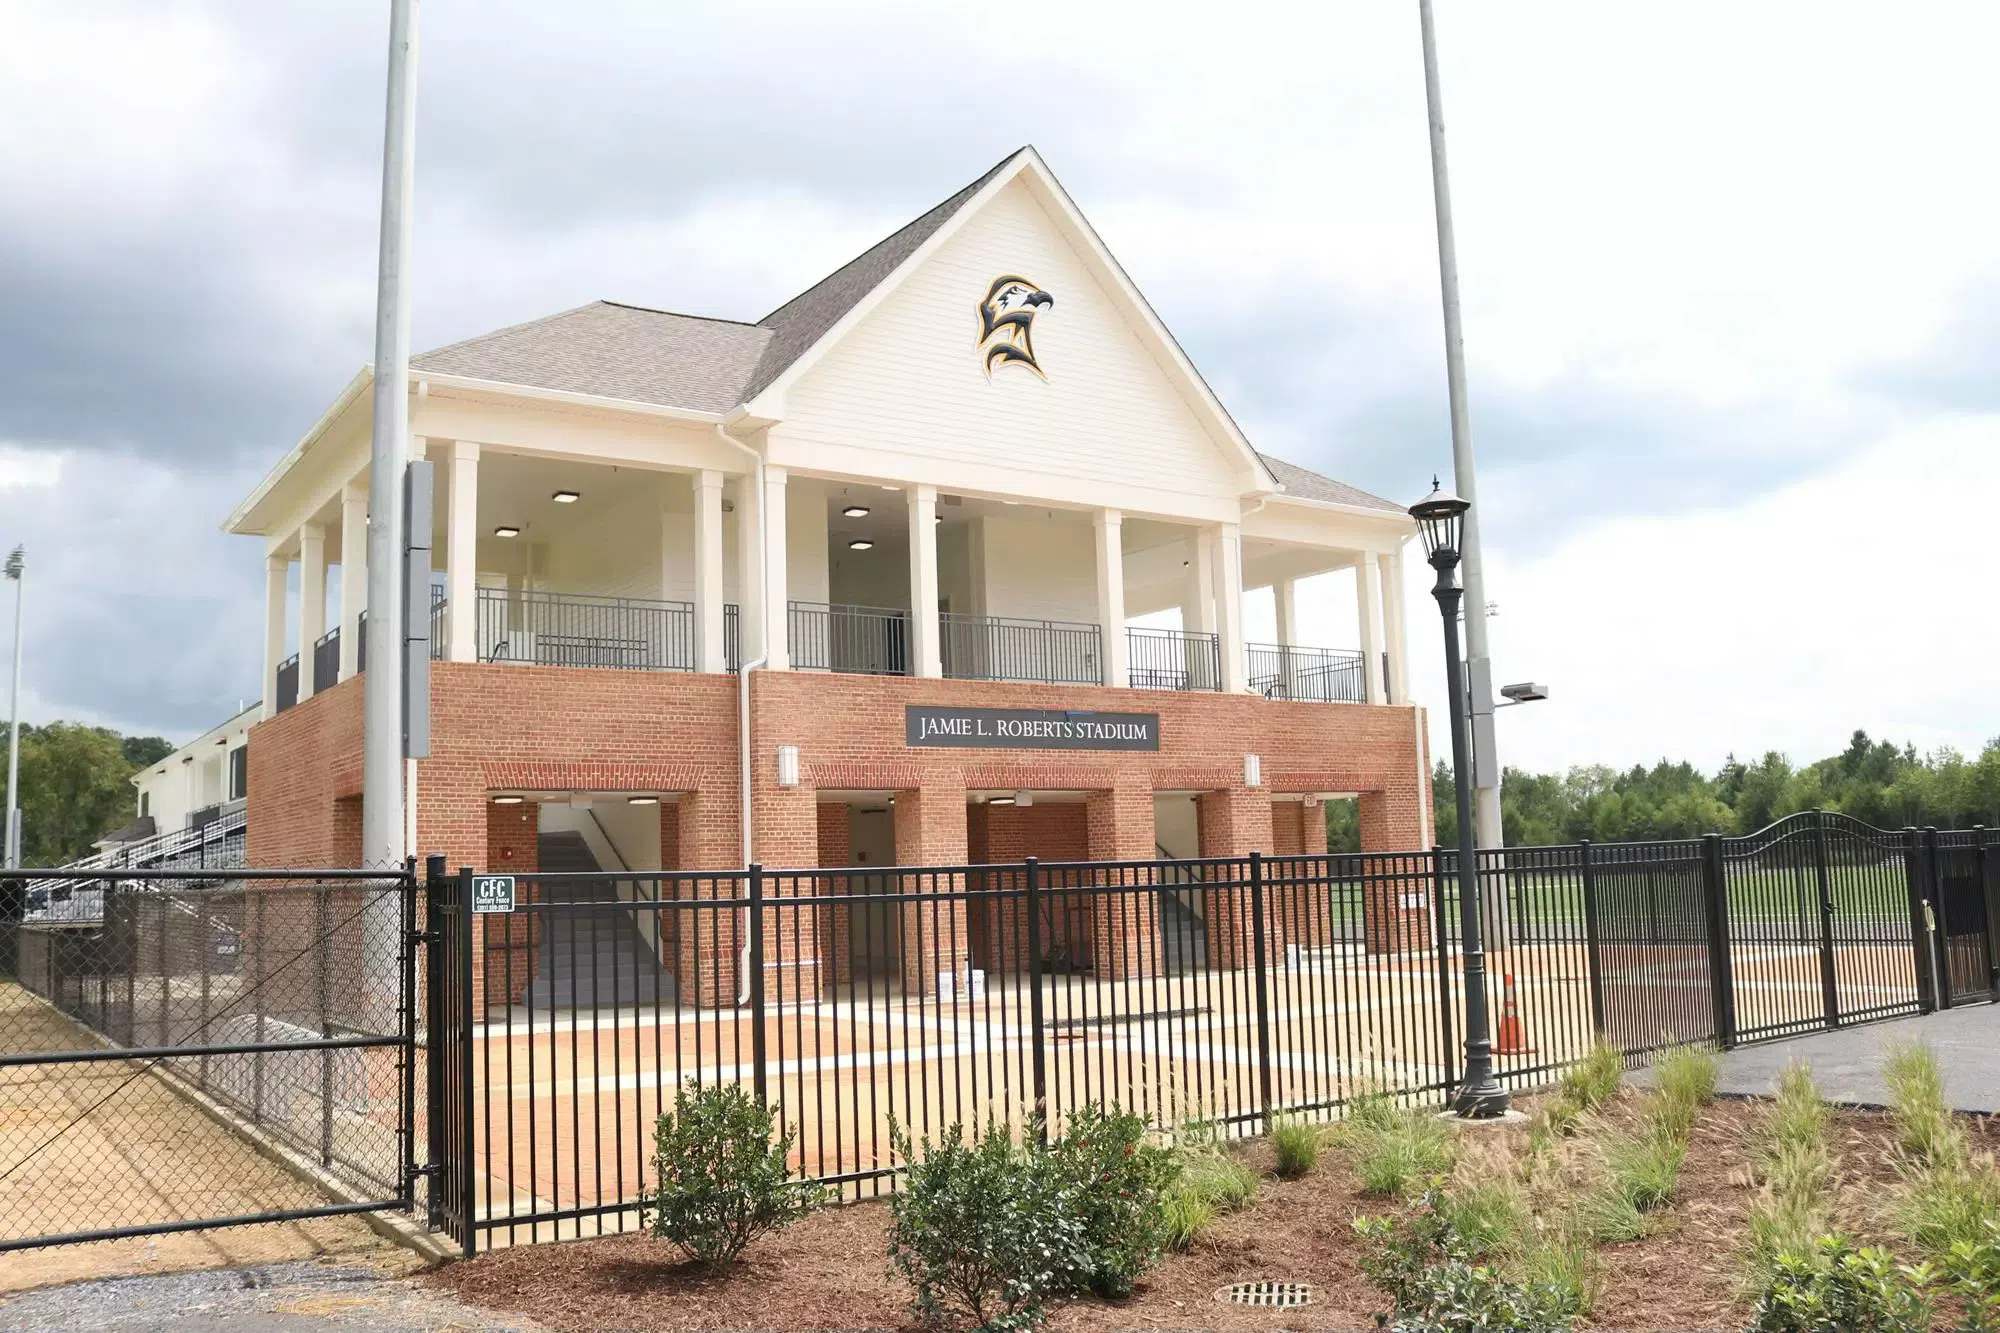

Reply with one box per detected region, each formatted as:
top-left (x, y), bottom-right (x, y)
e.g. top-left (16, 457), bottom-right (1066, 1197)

top-left (1247, 643), bottom-right (1365, 702)
top-left (724, 603), bottom-right (740, 673)
top-left (311, 627), bottom-right (340, 694)
top-left (1126, 626), bottom-right (1220, 691)
top-left (274, 654), bottom-right (299, 712)
top-left (473, 588), bottom-right (695, 671)
top-left (789, 601), bottom-right (908, 675)
top-left (942, 613), bottom-right (1101, 685)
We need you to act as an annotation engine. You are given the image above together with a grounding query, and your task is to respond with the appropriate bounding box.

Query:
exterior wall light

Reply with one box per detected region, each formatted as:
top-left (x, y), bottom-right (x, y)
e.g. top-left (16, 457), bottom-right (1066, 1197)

top-left (848, 539), bottom-right (874, 551)
top-left (776, 744), bottom-right (800, 788)
top-left (493, 525), bottom-right (520, 538)
top-left (1243, 754), bottom-right (1263, 787)
top-left (491, 794), bottom-right (524, 805)
top-left (551, 490), bottom-right (580, 503)
top-left (627, 794), bottom-right (660, 805)
top-left (842, 506), bottom-right (870, 518)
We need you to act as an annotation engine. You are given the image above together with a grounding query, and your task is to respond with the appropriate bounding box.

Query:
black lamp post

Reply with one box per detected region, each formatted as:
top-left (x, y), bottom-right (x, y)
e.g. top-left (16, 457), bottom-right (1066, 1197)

top-left (1410, 480), bottom-right (1510, 1118)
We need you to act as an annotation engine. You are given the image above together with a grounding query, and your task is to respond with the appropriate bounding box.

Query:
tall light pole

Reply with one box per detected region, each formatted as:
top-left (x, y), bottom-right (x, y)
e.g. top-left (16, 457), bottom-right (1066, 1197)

top-left (1417, 0), bottom-right (1507, 882)
top-left (363, 0), bottom-right (418, 872)
top-left (1411, 482), bottom-right (1508, 1118)
top-left (4, 546), bottom-right (21, 870)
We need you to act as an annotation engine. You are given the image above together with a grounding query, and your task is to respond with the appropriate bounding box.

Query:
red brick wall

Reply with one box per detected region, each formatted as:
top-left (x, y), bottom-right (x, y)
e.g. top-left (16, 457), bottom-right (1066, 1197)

top-left (482, 800), bottom-right (541, 1009)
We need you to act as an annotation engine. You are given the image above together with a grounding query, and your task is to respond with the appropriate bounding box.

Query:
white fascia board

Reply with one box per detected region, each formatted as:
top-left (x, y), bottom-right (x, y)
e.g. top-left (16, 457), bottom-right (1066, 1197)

top-left (413, 371), bottom-right (726, 425)
top-left (224, 367), bottom-right (372, 535)
top-left (1248, 494), bottom-right (1418, 550)
top-left (415, 393), bottom-right (744, 474)
top-left (765, 431), bottom-right (1244, 526)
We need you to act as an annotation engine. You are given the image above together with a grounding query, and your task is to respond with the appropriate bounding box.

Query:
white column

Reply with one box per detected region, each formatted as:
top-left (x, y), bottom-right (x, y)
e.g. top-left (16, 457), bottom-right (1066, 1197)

top-left (734, 473), bottom-right (762, 664)
top-left (1182, 528), bottom-right (1218, 689)
top-left (1273, 577), bottom-right (1298, 647)
top-left (338, 480), bottom-right (367, 680)
top-left (1093, 508), bottom-right (1126, 686)
top-left (447, 440), bottom-right (478, 663)
top-left (1358, 552), bottom-right (1386, 704)
top-left (298, 522), bottom-right (326, 698)
top-left (1215, 524), bottom-right (1247, 692)
top-left (1382, 549), bottom-right (1411, 704)
top-left (762, 466), bottom-right (790, 670)
top-left (262, 551), bottom-right (287, 720)
top-left (908, 485), bottom-right (941, 678)
top-left (694, 470), bottom-right (726, 672)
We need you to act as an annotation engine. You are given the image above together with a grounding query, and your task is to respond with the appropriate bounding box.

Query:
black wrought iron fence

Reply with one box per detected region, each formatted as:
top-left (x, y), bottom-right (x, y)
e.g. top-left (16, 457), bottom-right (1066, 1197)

top-left (789, 601), bottom-right (908, 675)
top-left (1246, 643), bottom-right (1365, 702)
top-left (941, 613), bottom-right (1101, 685)
top-left (474, 588), bottom-right (695, 670)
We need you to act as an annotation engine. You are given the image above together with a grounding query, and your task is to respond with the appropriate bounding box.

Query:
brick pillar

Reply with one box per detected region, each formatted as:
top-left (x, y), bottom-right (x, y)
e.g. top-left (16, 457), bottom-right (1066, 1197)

top-left (817, 802), bottom-right (853, 988)
top-left (1197, 787), bottom-right (1272, 970)
top-left (1359, 790), bottom-right (1431, 955)
top-left (1085, 781), bottom-right (1161, 979)
top-left (893, 785), bottom-right (970, 998)
top-left (675, 787), bottom-right (743, 1006)
top-left (482, 799), bottom-right (541, 1013)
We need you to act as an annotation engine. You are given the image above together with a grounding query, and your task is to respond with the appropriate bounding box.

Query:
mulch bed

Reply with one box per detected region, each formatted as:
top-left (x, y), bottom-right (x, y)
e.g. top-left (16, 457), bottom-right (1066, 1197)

top-left (423, 1094), bottom-right (2000, 1332)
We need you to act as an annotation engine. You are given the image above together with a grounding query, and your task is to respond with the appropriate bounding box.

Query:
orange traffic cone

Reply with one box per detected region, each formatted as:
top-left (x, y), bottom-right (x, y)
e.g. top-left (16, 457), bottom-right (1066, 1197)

top-left (1493, 972), bottom-right (1535, 1055)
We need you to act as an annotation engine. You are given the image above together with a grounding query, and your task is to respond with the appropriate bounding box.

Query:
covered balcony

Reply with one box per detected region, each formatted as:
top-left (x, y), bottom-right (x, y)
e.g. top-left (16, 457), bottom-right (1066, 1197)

top-left (257, 436), bottom-right (1409, 712)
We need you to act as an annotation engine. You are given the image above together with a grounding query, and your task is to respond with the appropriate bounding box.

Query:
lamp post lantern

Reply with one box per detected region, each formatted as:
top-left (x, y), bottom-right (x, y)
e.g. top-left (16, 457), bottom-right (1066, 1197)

top-left (1410, 481), bottom-right (1509, 1118)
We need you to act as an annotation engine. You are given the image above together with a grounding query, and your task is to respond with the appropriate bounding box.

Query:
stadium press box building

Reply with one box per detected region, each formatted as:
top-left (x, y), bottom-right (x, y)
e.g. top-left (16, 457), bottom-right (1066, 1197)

top-left (226, 147), bottom-right (1436, 1000)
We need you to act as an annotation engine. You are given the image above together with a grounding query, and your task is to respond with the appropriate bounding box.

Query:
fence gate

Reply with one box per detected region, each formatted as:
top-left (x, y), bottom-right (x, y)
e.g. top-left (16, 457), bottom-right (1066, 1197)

top-left (1930, 830), bottom-right (1997, 1007)
top-left (0, 867), bottom-right (417, 1253)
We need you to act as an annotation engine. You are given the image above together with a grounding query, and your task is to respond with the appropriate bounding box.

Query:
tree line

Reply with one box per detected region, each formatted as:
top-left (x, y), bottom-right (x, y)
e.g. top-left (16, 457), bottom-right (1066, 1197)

top-left (1429, 729), bottom-right (2000, 847)
top-left (10, 723), bottom-right (172, 866)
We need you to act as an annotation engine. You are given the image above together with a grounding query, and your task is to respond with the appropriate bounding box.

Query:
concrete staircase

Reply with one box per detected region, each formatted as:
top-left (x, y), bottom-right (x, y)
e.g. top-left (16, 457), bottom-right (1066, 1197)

top-left (523, 831), bottom-right (671, 1009)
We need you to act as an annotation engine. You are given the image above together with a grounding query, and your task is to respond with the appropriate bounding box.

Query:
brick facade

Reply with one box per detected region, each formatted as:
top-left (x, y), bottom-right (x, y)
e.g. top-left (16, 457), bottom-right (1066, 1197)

top-left (247, 663), bottom-right (1436, 1006)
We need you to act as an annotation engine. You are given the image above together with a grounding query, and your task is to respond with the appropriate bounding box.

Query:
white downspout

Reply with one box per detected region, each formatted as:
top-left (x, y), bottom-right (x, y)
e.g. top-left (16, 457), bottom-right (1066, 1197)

top-left (715, 424), bottom-right (768, 1004)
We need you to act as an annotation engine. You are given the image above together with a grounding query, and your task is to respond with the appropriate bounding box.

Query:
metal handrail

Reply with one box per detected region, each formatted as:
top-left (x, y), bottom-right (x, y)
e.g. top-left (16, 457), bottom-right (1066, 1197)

top-left (1126, 626), bottom-right (1220, 691)
top-left (474, 587), bottom-right (696, 671)
top-left (1246, 642), bottom-right (1365, 702)
top-left (789, 602), bottom-right (909, 676)
top-left (941, 612), bottom-right (1100, 685)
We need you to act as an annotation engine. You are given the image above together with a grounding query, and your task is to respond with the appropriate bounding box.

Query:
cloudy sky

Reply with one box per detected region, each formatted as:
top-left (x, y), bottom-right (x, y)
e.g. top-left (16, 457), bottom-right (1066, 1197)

top-left (3, 1), bottom-right (1996, 776)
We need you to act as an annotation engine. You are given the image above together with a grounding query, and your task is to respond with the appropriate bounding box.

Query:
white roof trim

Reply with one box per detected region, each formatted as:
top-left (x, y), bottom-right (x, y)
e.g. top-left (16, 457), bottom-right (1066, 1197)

top-left (223, 367), bottom-right (371, 535)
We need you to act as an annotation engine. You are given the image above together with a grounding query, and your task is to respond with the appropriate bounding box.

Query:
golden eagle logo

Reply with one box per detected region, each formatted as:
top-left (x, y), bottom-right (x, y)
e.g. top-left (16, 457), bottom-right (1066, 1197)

top-left (976, 275), bottom-right (1054, 379)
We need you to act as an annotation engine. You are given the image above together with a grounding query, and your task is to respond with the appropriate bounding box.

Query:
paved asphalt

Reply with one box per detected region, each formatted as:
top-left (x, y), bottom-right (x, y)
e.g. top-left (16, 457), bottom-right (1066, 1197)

top-left (0, 1259), bottom-right (535, 1332)
top-left (1703, 1003), bottom-right (2000, 1112)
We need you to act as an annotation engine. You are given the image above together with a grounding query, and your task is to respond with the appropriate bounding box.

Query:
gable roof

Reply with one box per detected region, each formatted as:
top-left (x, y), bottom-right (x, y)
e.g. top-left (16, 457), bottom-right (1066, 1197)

top-left (410, 300), bottom-right (770, 414)
top-left (388, 149), bottom-right (1393, 516)
top-left (1257, 452), bottom-right (1406, 514)
top-left (739, 149), bottom-right (1020, 402)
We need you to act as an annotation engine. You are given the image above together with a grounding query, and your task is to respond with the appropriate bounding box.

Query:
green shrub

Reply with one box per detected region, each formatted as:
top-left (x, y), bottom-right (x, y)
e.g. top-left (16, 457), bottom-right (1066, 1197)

top-left (1749, 1235), bottom-right (1932, 1333)
top-left (1515, 1219), bottom-right (1602, 1318)
top-left (1049, 1103), bottom-right (1177, 1299)
top-left (1270, 1117), bottom-right (1323, 1180)
top-left (1560, 1044), bottom-right (1625, 1112)
top-left (1884, 1041), bottom-right (1960, 1169)
top-left (1603, 1122), bottom-right (1686, 1212)
top-left (1577, 1179), bottom-right (1644, 1245)
top-left (1354, 1185), bottom-right (1580, 1332)
top-left (1937, 1216), bottom-right (2000, 1333)
top-left (1769, 1062), bottom-right (1828, 1155)
top-left (1159, 1178), bottom-right (1215, 1253)
top-left (640, 1081), bottom-right (827, 1267)
top-left (1176, 1135), bottom-right (1258, 1212)
top-left (1439, 1174), bottom-right (1530, 1258)
top-left (1345, 1101), bottom-right (1456, 1197)
top-left (887, 1120), bottom-right (1085, 1331)
top-left (1652, 1043), bottom-right (1721, 1114)
top-left (1898, 1157), bottom-right (2000, 1262)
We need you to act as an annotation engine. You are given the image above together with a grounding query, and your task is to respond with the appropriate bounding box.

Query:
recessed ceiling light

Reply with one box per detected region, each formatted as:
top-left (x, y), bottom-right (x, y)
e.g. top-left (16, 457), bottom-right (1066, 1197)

top-left (987, 795), bottom-right (1016, 806)
top-left (848, 539), bottom-right (874, 550)
top-left (552, 490), bottom-right (580, 503)
top-left (491, 794), bottom-right (524, 805)
top-left (627, 794), bottom-right (660, 805)
top-left (494, 525), bottom-right (520, 537)
top-left (842, 506), bottom-right (870, 518)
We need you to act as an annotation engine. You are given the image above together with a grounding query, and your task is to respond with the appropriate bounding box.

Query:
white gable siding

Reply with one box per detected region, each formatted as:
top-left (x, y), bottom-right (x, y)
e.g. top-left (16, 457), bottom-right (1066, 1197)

top-left (776, 179), bottom-right (1247, 517)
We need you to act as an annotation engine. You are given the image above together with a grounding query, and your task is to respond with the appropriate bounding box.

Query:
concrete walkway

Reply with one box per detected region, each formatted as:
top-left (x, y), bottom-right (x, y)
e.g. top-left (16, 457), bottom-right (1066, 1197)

top-left (1709, 1004), bottom-right (2000, 1112)
top-left (0, 1258), bottom-right (536, 1332)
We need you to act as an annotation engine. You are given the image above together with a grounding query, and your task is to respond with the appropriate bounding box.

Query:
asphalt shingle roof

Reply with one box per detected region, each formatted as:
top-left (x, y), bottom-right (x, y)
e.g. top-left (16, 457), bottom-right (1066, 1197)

top-left (403, 149), bottom-right (1393, 516)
